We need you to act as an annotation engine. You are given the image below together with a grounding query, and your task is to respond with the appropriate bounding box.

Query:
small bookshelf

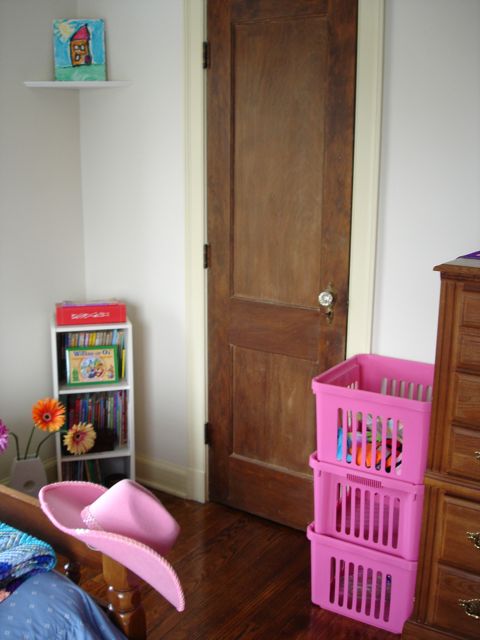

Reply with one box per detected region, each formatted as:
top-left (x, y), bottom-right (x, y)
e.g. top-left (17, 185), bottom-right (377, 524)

top-left (51, 318), bottom-right (135, 485)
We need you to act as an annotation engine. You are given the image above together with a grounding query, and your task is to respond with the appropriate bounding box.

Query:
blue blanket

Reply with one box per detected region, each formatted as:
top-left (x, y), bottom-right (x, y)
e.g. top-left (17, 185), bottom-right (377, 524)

top-left (0, 522), bottom-right (56, 601)
top-left (0, 570), bottom-right (127, 639)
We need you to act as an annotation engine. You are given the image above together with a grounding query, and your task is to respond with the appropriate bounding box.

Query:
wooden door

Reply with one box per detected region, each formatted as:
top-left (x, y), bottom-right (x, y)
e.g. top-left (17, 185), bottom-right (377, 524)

top-left (207, 0), bottom-right (357, 529)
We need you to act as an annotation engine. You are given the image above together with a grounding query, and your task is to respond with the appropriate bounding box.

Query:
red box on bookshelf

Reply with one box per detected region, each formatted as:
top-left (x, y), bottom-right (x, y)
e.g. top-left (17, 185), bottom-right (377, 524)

top-left (56, 300), bottom-right (127, 326)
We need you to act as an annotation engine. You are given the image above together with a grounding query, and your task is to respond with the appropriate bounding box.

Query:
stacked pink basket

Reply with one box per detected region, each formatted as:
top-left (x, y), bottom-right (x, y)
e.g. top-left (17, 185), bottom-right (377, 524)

top-left (309, 354), bottom-right (434, 633)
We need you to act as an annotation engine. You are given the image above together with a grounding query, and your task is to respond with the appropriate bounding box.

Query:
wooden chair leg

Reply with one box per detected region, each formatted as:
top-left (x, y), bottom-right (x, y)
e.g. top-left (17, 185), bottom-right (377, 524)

top-left (102, 554), bottom-right (147, 640)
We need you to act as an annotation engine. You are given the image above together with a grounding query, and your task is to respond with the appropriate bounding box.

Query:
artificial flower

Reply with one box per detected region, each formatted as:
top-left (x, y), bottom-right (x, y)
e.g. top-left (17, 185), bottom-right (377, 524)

top-left (0, 420), bottom-right (9, 454)
top-left (25, 398), bottom-right (66, 459)
top-left (32, 398), bottom-right (66, 433)
top-left (0, 398), bottom-right (66, 460)
top-left (63, 422), bottom-right (96, 455)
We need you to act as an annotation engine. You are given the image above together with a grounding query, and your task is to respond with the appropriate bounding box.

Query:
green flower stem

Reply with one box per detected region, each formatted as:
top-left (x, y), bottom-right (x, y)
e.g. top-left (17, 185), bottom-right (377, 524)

top-left (35, 432), bottom-right (57, 458)
top-left (10, 432), bottom-right (20, 460)
top-left (23, 426), bottom-right (36, 459)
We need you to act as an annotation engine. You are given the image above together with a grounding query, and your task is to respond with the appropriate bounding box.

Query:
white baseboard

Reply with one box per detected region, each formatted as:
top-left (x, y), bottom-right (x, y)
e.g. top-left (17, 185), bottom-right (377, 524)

top-left (135, 454), bottom-right (203, 499)
top-left (186, 465), bottom-right (207, 503)
top-left (3, 455), bottom-right (206, 503)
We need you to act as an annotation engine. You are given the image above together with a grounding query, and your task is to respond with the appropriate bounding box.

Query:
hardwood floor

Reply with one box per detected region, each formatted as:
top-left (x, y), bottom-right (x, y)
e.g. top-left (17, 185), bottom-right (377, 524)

top-left (81, 494), bottom-right (401, 640)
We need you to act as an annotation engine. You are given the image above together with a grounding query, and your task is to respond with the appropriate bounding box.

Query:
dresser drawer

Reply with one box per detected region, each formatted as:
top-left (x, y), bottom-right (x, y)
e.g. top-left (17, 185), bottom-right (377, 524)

top-left (430, 565), bottom-right (480, 639)
top-left (460, 288), bottom-right (480, 329)
top-left (437, 495), bottom-right (480, 574)
top-left (446, 425), bottom-right (480, 482)
top-left (457, 330), bottom-right (480, 371)
top-left (452, 373), bottom-right (480, 427)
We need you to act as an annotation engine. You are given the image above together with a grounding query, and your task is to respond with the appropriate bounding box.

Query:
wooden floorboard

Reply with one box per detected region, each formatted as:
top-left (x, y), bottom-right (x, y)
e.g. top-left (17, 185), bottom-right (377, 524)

top-left (81, 493), bottom-right (402, 640)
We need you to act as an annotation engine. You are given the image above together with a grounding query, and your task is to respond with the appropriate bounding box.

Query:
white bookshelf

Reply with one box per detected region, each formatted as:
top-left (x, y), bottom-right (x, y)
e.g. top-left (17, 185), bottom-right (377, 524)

top-left (51, 318), bottom-right (135, 485)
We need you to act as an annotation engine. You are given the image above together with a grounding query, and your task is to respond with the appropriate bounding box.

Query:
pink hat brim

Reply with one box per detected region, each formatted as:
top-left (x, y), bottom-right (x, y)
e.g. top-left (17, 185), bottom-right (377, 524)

top-left (75, 529), bottom-right (185, 611)
top-left (39, 482), bottom-right (185, 611)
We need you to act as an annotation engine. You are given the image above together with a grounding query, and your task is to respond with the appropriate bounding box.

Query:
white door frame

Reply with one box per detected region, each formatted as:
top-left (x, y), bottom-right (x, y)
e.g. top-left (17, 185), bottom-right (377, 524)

top-left (184, 0), bottom-right (384, 502)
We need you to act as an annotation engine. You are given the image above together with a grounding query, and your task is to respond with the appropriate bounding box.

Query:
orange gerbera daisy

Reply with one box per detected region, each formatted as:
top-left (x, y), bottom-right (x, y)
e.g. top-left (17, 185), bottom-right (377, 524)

top-left (63, 422), bottom-right (96, 455)
top-left (32, 398), bottom-right (66, 433)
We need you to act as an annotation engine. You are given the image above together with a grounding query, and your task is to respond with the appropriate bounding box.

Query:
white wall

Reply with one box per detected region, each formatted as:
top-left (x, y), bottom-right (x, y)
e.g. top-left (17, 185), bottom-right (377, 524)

top-left (77, 1), bottom-right (188, 483)
top-left (0, 0), bottom-right (85, 479)
top-left (373, 0), bottom-right (480, 363)
top-left (0, 1), bottom-right (187, 490)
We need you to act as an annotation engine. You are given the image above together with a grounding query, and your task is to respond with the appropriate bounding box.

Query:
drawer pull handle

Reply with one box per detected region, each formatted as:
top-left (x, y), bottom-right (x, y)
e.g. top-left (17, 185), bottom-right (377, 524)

top-left (475, 451), bottom-right (480, 461)
top-left (467, 531), bottom-right (480, 550)
top-left (459, 598), bottom-right (480, 620)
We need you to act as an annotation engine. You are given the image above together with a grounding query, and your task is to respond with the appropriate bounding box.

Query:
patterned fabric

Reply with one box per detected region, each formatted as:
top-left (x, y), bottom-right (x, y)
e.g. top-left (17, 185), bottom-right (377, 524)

top-left (0, 522), bottom-right (56, 601)
top-left (0, 571), bottom-right (127, 639)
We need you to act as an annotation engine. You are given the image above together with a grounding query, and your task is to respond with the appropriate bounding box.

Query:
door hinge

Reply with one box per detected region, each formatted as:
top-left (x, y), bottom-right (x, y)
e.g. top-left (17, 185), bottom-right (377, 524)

top-left (204, 422), bottom-right (211, 445)
top-left (203, 243), bottom-right (210, 269)
top-left (203, 41), bottom-right (210, 69)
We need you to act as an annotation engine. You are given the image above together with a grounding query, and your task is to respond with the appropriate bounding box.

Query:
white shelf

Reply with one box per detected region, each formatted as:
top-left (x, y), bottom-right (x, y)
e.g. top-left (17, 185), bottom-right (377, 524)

top-left (58, 381), bottom-right (130, 395)
top-left (24, 80), bottom-right (131, 89)
top-left (60, 447), bottom-right (131, 463)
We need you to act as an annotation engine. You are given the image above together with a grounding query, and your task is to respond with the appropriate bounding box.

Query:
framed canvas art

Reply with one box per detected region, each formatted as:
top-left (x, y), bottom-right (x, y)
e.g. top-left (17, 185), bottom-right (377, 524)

top-left (53, 19), bottom-right (106, 81)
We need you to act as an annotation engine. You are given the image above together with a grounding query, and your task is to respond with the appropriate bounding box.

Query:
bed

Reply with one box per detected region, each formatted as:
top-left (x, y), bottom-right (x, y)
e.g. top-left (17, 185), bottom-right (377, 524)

top-left (0, 484), bottom-right (146, 640)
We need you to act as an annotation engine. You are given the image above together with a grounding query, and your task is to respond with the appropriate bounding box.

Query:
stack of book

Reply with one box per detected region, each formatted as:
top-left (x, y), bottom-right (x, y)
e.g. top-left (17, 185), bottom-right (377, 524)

top-left (63, 390), bottom-right (128, 451)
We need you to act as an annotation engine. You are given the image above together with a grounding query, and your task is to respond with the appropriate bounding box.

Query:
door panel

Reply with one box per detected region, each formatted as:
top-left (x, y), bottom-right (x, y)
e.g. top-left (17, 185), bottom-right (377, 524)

top-left (233, 16), bottom-right (326, 307)
top-left (207, 0), bottom-right (357, 529)
top-left (229, 299), bottom-right (320, 360)
top-left (232, 346), bottom-right (317, 472)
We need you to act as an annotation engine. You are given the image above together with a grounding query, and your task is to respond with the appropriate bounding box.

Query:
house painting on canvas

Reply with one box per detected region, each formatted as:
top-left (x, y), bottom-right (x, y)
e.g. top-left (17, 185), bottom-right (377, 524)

top-left (53, 19), bottom-right (106, 81)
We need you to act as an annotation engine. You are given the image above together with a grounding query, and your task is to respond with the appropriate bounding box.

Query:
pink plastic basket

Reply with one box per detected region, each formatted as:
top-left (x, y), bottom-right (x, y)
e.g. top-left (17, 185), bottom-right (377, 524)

top-left (307, 525), bottom-right (417, 633)
top-left (312, 354), bottom-right (434, 484)
top-left (310, 455), bottom-right (424, 560)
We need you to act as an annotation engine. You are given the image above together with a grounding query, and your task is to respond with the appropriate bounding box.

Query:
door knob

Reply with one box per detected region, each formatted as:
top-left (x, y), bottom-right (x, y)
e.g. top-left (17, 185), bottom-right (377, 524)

top-left (318, 283), bottom-right (336, 323)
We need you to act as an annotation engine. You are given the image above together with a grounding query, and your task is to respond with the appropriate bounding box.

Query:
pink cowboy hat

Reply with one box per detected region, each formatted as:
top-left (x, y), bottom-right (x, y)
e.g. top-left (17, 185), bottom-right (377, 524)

top-left (39, 479), bottom-right (185, 611)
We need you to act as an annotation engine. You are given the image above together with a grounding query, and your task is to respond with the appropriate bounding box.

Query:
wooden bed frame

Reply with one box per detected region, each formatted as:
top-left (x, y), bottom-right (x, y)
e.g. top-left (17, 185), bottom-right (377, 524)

top-left (1, 484), bottom-right (146, 640)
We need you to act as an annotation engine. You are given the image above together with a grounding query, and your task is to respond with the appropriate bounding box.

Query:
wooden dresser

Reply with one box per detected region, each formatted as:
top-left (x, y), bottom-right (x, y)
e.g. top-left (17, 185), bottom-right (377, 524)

top-left (403, 258), bottom-right (480, 639)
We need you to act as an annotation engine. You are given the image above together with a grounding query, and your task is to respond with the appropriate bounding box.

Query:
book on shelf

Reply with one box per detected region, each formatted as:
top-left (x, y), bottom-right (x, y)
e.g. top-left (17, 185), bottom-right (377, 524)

top-left (58, 329), bottom-right (126, 383)
top-left (66, 345), bottom-right (119, 386)
top-left (63, 328), bottom-right (126, 349)
top-left (62, 459), bottom-right (128, 487)
top-left (63, 390), bottom-right (128, 452)
top-left (85, 459), bottom-right (102, 484)
top-left (63, 459), bottom-right (102, 484)
top-left (56, 299), bottom-right (126, 326)
top-left (62, 460), bottom-right (86, 482)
